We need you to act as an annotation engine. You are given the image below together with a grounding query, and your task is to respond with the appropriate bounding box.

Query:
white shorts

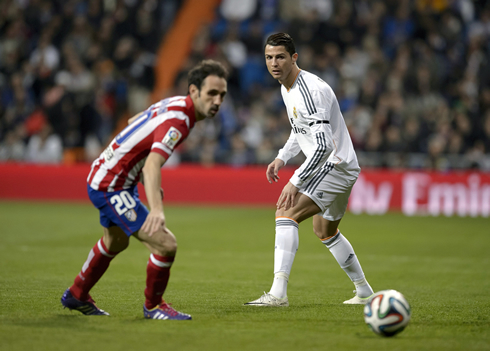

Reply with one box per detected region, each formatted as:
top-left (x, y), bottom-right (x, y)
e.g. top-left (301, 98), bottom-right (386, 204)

top-left (299, 167), bottom-right (358, 221)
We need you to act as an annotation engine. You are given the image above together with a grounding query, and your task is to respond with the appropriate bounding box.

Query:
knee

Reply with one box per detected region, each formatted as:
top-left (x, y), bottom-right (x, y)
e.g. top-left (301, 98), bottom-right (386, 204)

top-left (313, 226), bottom-right (325, 240)
top-left (275, 209), bottom-right (283, 218)
top-left (313, 224), bottom-right (338, 240)
top-left (152, 232), bottom-right (177, 256)
top-left (164, 239), bottom-right (177, 255)
top-left (114, 239), bottom-right (130, 252)
top-left (103, 230), bottom-right (130, 253)
top-left (275, 208), bottom-right (305, 223)
top-left (275, 208), bottom-right (292, 219)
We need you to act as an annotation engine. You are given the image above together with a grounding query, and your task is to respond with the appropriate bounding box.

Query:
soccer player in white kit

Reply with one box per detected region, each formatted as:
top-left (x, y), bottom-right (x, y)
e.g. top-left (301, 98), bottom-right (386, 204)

top-left (245, 33), bottom-right (374, 306)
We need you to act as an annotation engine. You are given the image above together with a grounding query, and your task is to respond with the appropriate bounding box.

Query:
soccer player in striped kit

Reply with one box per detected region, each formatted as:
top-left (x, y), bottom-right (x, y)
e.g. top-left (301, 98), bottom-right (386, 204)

top-left (245, 33), bottom-right (374, 307)
top-left (61, 60), bottom-right (228, 319)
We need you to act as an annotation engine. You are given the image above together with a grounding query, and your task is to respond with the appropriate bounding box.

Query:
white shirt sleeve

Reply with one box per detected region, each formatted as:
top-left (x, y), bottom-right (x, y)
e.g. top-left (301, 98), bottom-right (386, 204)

top-left (276, 130), bottom-right (301, 165)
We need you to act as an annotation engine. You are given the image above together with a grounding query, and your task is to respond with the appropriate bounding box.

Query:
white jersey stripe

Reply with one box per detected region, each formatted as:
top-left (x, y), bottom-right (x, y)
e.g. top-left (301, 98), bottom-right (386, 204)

top-left (108, 171), bottom-right (123, 192)
top-left (91, 166), bottom-right (108, 190)
top-left (152, 142), bottom-right (172, 155)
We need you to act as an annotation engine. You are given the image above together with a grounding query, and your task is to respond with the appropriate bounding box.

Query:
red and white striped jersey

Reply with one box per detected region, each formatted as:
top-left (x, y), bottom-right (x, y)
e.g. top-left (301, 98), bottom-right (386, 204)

top-left (88, 95), bottom-right (196, 192)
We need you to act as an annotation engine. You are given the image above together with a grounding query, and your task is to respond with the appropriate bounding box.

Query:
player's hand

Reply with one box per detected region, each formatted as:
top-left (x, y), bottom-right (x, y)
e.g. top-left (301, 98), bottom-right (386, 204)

top-left (141, 210), bottom-right (167, 237)
top-left (266, 159), bottom-right (285, 184)
top-left (277, 181), bottom-right (299, 210)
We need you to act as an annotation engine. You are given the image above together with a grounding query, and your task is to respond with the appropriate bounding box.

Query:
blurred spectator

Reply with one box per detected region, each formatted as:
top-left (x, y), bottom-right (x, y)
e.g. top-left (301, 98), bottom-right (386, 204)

top-left (483, 111), bottom-right (490, 153)
top-left (29, 33), bottom-right (60, 73)
top-left (0, 0), bottom-right (174, 164)
top-left (0, 127), bottom-right (26, 161)
top-left (25, 123), bottom-right (63, 164)
top-left (220, 0), bottom-right (257, 22)
top-left (220, 25), bottom-right (248, 70)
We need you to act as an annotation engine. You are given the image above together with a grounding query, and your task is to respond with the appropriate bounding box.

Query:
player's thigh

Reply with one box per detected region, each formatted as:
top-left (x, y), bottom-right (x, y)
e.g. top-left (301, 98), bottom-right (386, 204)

top-left (276, 192), bottom-right (322, 223)
top-left (133, 227), bottom-right (177, 256)
top-left (312, 215), bottom-right (341, 240)
top-left (87, 184), bottom-right (149, 236)
top-left (301, 168), bottom-right (356, 221)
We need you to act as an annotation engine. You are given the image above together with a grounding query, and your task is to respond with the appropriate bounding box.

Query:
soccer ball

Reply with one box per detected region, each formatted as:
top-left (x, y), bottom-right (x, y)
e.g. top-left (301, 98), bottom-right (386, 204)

top-left (363, 289), bottom-right (411, 337)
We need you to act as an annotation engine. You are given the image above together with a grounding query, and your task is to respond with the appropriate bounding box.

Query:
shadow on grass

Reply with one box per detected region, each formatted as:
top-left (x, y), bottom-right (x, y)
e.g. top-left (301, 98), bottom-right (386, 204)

top-left (3, 313), bottom-right (148, 330)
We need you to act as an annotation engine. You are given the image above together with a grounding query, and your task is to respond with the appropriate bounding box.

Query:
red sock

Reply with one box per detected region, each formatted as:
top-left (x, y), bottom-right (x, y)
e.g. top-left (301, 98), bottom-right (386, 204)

top-left (144, 254), bottom-right (174, 309)
top-left (70, 238), bottom-right (118, 301)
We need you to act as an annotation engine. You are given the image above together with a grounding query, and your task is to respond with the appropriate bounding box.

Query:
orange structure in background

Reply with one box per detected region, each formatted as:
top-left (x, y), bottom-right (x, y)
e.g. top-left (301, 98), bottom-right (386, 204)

top-left (151, 0), bottom-right (222, 102)
top-left (63, 0), bottom-right (221, 164)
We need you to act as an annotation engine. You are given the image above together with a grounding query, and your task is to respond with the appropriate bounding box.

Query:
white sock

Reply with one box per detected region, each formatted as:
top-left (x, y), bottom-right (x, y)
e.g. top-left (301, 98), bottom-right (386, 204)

top-left (353, 277), bottom-right (374, 298)
top-left (322, 231), bottom-right (373, 298)
top-left (269, 218), bottom-right (299, 299)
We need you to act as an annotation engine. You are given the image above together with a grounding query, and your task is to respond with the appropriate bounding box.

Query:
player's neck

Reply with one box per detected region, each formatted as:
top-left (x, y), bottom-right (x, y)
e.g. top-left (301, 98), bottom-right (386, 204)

top-left (280, 65), bottom-right (300, 90)
top-left (195, 111), bottom-right (206, 121)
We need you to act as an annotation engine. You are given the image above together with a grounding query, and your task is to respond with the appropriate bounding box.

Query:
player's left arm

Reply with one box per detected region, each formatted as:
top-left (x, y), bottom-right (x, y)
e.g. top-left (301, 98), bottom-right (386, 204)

top-left (145, 117), bottom-right (189, 208)
top-left (138, 173), bottom-right (164, 201)
top-left (141, 151), bottom-right (168, 236)
top-left (140, 118), bottom-right (189, 236)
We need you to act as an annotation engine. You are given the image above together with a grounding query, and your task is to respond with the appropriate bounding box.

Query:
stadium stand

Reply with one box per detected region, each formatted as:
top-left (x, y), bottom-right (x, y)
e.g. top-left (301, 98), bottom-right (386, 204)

top-left (1, 0), bottom-right (489, 171)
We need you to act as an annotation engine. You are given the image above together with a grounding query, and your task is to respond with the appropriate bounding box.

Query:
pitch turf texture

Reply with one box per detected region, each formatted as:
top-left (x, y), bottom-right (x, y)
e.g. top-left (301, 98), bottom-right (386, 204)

top-left (1, 201), bottom-right (489, 351)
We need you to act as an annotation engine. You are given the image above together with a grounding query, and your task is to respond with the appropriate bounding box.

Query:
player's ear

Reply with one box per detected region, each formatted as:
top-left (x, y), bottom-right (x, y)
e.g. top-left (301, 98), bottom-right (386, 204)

top-left (189, 84), bottom-right (199, 97)
top-left (292, 53), bottom-right (298, 65)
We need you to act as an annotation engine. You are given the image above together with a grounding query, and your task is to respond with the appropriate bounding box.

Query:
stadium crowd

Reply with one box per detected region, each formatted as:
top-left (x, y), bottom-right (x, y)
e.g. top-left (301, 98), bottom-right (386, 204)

top-left (1, 0), bottom-right (490, 171)
top-left (0, 0), bottom-right (182, 163)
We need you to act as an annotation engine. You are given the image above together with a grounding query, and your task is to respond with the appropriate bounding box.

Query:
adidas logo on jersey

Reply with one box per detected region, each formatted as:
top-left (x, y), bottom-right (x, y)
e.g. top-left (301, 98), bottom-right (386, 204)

top-left (316, 192), bottom-right (323, 199)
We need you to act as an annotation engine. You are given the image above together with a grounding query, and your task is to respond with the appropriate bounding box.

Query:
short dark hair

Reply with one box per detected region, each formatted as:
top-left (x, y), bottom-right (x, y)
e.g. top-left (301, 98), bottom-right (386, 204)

top-left (188, 60), bottom-right (228, 90)
top-left (265, 33), bottom-right (296, 57)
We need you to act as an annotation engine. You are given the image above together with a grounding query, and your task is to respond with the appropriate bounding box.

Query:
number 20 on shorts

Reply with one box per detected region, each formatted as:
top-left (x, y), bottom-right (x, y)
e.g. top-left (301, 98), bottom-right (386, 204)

top-left (110, 191), bottom-right (136, 215)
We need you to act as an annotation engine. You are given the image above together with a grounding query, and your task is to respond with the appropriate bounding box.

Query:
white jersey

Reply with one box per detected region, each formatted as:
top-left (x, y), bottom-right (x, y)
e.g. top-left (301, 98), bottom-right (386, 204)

top-left (276, 69), bottom-right (360, 188)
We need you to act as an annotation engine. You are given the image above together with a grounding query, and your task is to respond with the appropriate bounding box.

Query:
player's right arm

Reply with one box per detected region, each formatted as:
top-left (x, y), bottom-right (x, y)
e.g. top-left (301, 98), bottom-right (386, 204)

top-left (266, 158), bottom-right (285, 183)
top-left (141, 151), bottom-right (168, 236)
top-left (267, 130), bottom-right (300, 183)
top-left (277, 130), bottom-right (301, 163)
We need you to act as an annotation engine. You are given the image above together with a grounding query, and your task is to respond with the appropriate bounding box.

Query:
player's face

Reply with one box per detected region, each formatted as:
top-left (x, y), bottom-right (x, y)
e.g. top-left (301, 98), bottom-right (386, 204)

top-left (265, 45), bottom-right (298, 84)
top-left (191, 75), bottom-right (227, 120)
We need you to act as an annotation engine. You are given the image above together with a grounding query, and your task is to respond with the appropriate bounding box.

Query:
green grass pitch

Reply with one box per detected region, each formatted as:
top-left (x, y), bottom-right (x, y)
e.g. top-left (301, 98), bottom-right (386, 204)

top-left (0, 200), bottom-right (489, 351)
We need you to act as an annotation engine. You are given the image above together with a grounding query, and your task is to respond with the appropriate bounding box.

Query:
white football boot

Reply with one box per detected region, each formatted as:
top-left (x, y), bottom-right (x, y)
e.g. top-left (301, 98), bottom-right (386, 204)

top-left (343, 290), bottom-right (374, 305)
top-left (244, 292), bottom-right (289, 307)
